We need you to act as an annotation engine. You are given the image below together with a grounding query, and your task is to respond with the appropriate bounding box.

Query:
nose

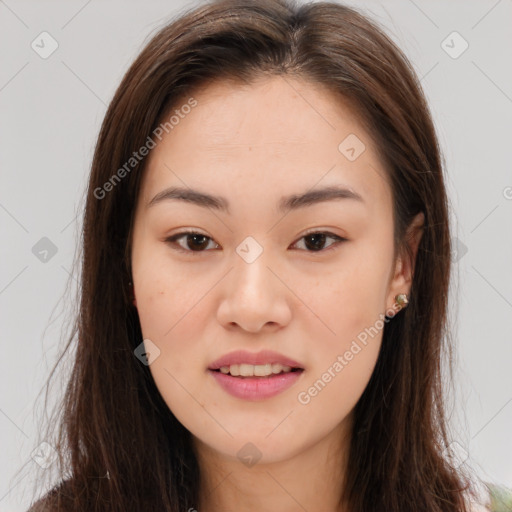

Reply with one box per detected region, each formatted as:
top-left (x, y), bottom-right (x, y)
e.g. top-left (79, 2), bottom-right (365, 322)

top-left (216, 248), bottom-right (292, 333)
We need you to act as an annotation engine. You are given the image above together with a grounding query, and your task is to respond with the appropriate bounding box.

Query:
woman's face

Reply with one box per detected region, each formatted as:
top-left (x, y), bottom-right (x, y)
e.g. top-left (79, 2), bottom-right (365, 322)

top-left (130, 76), bottom-right (420, 465)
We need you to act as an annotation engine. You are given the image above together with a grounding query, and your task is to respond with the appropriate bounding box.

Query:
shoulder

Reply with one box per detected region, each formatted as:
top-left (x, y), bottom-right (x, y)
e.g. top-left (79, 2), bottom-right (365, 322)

top-left (468, 501), bottom-right (491, 512)
top-left (27, 494), bottom-right (56, 512)
top-left (486, 482), bottom-right (512, 512)
top-left (26, 480), bottom-right (74, 512)
top-left (466, 481), bottom-right (512, 512)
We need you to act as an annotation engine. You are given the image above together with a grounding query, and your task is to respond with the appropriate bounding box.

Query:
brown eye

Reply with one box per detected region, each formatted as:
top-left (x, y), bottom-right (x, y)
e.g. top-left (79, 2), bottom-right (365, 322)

top-left (292, 232), bottom-right (346, 252)
top-left (165, 230), bottom-right (346, 256)
top-left (165, 232), bottom-right (218, 253)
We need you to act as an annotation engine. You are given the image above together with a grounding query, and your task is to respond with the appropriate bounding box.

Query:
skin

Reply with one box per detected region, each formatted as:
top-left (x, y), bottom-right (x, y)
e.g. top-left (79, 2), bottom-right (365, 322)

top-left (130, 75), bottom-right (424, 512)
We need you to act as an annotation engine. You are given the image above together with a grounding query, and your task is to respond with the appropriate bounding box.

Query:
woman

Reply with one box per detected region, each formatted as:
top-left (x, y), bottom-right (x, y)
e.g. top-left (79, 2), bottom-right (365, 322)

top-left (25, 0), bottom-right (504, 510)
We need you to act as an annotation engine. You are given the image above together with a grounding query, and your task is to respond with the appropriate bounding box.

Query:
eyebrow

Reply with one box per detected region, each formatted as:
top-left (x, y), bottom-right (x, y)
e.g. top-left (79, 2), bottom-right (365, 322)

top-left (147, 185), bottom-right (364, 214)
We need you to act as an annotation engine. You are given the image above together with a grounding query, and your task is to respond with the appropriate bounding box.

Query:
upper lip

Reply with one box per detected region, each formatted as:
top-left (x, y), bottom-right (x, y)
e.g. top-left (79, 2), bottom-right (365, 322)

top-left (208, 350), bottom-right (304, 370)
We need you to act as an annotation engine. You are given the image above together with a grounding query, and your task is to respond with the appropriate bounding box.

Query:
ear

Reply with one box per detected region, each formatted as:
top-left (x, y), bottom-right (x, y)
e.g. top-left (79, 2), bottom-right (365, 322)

top-left (386, 211), bottom-right (424, 311)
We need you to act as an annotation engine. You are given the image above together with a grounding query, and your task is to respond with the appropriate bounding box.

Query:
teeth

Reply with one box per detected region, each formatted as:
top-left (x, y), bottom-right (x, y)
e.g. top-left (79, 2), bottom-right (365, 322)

top-left (218, 363), bottom-right (294, 377)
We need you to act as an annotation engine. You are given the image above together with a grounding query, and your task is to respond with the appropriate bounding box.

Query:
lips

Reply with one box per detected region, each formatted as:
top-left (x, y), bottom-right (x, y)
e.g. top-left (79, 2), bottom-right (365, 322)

top-left (210, 368), bottom-right (303, 400)
top-left (207, 350), bottom-right (305, 400)
top-left (208, 349), bottom-right (304, 371)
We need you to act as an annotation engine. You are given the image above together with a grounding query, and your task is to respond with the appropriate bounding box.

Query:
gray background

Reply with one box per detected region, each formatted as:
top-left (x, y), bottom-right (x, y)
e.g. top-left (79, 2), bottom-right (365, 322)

top-left (1, 0), bottom-right (511, 510)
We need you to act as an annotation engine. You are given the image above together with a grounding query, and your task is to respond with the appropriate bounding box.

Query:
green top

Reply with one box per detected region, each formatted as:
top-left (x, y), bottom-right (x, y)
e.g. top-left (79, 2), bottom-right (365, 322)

top-left (487, 483), bottom-right (512, 512)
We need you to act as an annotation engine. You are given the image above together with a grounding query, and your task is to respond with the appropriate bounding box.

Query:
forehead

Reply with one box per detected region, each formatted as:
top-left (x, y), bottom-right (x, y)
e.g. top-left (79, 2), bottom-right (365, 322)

top-left (140, 76), bottom-right (391, 214)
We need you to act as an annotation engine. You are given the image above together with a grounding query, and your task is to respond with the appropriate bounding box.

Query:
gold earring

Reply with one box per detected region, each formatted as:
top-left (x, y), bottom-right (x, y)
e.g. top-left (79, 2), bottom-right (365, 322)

top-left (395, 293), bottom-right (409, 308)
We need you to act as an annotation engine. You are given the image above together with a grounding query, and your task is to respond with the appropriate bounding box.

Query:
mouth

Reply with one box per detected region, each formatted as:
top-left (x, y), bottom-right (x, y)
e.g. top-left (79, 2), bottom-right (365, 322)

top-left (208, 365), bottom-right (304, 401)
top-left (209, 368), bottom-right (304, 401)
top-left (207, 350), bottom-right (305, 399)
top-left (209, 363), bottom-right (304, 378)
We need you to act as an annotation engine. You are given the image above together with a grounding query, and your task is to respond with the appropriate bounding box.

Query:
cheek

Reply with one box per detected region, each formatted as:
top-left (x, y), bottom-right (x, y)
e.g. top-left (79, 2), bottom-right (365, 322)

top-left (136, 280), bottom-right (213, 433)
top-left (293, 244), bottom-right (391, 412)
top-left (132, 247), bottom-right (218, 399)
top-left (295, 334), bottom-right (380, 443)
top-left (133, 240), bottom-right (205, 337)
top-left (298, 246), bottom-right (391, 350)
top-left (136, 276), bottom-right (209, 369)
top-left (296, 270), bottom-right (387, 424)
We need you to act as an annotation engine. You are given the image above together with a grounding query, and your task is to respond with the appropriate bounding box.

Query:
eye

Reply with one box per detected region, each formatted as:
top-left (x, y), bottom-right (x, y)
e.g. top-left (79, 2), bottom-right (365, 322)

top-left (165, 230), bottom-right (347, 255)
top-left (165, 231), bottom-right (219, 254)
top-left (291, 230), bottom-right (347, 253)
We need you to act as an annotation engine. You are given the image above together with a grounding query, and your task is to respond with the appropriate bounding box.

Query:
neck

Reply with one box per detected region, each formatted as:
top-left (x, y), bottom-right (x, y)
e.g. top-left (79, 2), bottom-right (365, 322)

top-left (194, 414), bottom-right (352, 512)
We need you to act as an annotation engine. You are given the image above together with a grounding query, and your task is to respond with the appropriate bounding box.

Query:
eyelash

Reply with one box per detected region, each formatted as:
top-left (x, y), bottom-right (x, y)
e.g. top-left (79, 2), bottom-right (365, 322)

top-left (164, 229), bottom-right (347, 256)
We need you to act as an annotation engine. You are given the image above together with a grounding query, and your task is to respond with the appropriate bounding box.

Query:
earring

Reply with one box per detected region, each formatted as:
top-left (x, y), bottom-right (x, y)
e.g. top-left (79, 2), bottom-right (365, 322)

top-left (128, 281), bottom-right (137, 307)
top-left (395, 293), bottom-right (409, 308)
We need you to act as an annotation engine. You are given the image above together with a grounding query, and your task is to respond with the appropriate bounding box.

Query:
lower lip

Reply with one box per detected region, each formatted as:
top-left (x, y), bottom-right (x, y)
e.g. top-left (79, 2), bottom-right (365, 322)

top-left (209, 369), bottom-right (304, 401)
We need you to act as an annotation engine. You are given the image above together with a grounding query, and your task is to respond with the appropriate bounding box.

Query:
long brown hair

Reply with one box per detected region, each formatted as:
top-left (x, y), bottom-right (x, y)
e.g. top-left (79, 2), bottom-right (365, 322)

top-left (25, 0), bottom-right (475, 510)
